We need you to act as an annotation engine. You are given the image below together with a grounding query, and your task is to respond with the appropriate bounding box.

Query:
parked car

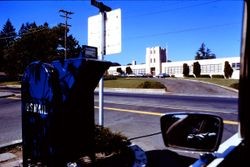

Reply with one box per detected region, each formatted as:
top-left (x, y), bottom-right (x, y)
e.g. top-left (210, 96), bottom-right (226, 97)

top-left (155, 73), bottom-right (170, 78)
top-left (112, 72), bottom-right (120, 76)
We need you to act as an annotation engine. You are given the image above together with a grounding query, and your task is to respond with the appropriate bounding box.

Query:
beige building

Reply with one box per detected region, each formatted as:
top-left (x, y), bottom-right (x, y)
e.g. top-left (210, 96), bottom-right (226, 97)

top-left (108, 46), bottom-right (240, 79)
top-left (145, 46), bottom-right (167, 75)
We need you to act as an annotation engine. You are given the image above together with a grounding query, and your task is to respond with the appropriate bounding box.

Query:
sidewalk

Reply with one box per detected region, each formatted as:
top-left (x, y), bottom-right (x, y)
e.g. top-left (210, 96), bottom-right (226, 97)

top-left (0, 86), bottom-right (22, 166)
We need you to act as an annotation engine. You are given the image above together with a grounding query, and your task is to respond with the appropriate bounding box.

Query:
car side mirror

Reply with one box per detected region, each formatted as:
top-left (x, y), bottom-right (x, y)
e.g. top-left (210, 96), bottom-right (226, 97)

top-left (160, 112), bottom-right (223, 152)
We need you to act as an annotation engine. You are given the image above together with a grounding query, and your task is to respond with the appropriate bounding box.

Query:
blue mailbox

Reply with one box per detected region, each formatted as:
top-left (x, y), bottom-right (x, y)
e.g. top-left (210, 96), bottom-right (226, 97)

top-left (21, 58), bottom-right (111, 166)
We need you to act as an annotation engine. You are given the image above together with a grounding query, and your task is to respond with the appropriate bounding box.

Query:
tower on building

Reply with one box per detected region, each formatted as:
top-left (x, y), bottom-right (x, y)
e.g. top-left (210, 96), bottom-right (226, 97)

top-left (145, 46), bottom-right (167, 75)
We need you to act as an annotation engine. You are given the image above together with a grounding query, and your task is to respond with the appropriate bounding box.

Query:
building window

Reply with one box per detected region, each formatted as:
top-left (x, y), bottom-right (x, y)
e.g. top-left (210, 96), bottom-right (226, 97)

top-left (232, 62), bottom-right (240, 70)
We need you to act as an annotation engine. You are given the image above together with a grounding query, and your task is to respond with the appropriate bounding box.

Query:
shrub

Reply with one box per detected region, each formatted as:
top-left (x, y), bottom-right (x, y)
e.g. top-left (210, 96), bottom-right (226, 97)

top-left (94, 125), bottom-right (128, 155)
top-left (198, 75), bottom-right (211, 78)
top-left (224, 61), bottom-right (233, 79)
top-left (79, 125), bottom-right (133, 166)
top-left (104, 75), bottom-right (117, 80)
top-left (183, 63), bottom-right (189, 77)
top-left (137, 81), bottom-right (166, 90)
top-left (211, 75), bottom-right (225, 79)
top-left (193, 61), bottom-right (201, 77)
top-left (187, 75), bottom-right (195, 78)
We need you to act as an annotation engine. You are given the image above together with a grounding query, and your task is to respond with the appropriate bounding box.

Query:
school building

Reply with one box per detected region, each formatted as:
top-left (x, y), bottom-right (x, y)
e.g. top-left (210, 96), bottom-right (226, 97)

top-left (108, 46), bottom-right (240, 79)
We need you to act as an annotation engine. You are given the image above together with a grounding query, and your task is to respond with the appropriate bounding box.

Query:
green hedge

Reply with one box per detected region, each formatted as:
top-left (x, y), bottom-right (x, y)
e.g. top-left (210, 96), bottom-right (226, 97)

top-left (212, 75), bottom-right (225, 79)
top-left (137, 81), bottom-right (166, 90)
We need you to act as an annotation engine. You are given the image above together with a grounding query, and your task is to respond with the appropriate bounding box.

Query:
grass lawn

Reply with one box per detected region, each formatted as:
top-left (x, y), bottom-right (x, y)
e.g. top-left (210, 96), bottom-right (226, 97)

top-left (104, 77), bottom-right (239, 90)
top-left (104, 78), bottom-right (165, 89)
top-left (104, 78), bottom-right (145, 88)
top-left (186, 78), bottom-right (239, 89)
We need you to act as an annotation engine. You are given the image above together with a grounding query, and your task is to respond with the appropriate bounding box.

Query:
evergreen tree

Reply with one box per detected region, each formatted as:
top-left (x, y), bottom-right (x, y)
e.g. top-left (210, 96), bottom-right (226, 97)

top-left (195, 43), bottom-right (216, 60)
top-left (0, 19), bottom-right (17, 71)
top-left (224, 61), bottom-right (233, 79)
top-left (18, 22), bottom-right (37, 36)
top-left (1, 19), bottom-right (16, 44)
top-left (0, 32), bottom-right (4, 71)
top-left (63, 34), bottom-right (81, 59)
top-left (193, 61), bottom-right (201, 77)
top-left (183, 63), bottom-right (189, 77)
top-left (126, 66), bottom-right (133, 74)
top-left (116, 67), bottom-right (123, 75)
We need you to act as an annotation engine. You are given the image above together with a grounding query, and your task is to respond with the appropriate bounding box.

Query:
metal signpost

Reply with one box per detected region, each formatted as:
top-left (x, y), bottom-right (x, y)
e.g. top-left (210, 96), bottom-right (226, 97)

top-left (89, 0), bottom-right (121, 126)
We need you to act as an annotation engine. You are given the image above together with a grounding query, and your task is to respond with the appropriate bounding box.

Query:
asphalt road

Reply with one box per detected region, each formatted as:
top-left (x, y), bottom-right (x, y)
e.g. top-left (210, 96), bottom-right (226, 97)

top-left (0, 78), bottom-right (239, 166)
top-left (95, 92), bottom-right (238, 151)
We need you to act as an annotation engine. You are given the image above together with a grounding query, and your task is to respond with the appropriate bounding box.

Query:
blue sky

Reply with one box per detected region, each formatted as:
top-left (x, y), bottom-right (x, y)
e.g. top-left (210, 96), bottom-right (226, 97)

top-left (0, 0), bottom-right (244, 65)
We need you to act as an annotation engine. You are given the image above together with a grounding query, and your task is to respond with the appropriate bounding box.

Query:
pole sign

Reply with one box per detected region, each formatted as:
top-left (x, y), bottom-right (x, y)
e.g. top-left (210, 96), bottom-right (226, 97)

top-left (82, 45), bottom-right (98, 59)
top-left (106, 8), bottom-right (122, 55)
top-left (88, 8), bottom-right (121, 56)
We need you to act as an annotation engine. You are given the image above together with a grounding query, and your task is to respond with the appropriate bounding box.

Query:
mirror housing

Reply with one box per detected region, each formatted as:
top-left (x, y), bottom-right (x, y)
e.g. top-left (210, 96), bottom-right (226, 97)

top-left (160, 112), bottom-right (223, 153)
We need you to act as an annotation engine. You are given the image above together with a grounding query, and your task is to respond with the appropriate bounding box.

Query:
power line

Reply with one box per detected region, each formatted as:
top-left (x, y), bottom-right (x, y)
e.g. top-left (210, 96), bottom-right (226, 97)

top-left (123, 0), bottom-right (220, 19)
top-left (125, 22), bottom-right (241, 40)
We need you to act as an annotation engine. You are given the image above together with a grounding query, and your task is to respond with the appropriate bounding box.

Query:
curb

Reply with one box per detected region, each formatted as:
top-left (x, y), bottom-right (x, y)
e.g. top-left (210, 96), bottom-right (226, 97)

top-left (95, 87), bottom-right (166, 95)
top-left (0, 140), bottom-right (22, 150)
top-left (0, 92), bottom-right (15, 98)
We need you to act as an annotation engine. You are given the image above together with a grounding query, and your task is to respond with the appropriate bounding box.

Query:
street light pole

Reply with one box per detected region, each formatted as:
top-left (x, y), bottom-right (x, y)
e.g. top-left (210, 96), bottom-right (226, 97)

top-left (59, 9), bottom-right (74, 59)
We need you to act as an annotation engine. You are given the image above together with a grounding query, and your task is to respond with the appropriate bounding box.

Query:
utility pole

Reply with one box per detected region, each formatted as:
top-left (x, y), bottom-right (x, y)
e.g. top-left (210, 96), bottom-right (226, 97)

top-left (59, 9), bottom-right (74, 59)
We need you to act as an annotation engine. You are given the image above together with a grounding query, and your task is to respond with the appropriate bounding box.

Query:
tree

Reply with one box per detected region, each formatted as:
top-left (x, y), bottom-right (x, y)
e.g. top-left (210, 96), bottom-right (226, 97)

top-left (126, 66), bottom-right (133, 74)
top-left (111, 62), bottom-right (121, 66)
top-left (195, 43), bottom-right (216, 60)
top-left (62, 34), bottom-right (81, 59)
top-left (1, 19), bottom-right (16, 44)
top-left (18, 22), bottom-right (38, 36)
top-left (193, 61), bottom-right (201, 77)
top-left (0, 32), bottom-right (5, 71)
top-left (0, 19), bottom-right (17, 71)
top-left (224, 61), bottom-right (233, 79)
top-left (116, 67), bottom-right (123, 75)
top-left (183, 63), bottom-right (189, 77)
top-left (2, 22), bottom-right (81, 77)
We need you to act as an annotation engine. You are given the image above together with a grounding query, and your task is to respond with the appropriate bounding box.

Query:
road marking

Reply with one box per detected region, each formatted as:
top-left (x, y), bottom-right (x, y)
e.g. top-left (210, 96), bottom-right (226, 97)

top-left (95, 106), bottom-right (239, 125)
top-left (223, 120), bottom-right (239, 125)
top-left (96, 100), bottom-right (237, 115)
top-left (95, 106), bottom-right (163, 116)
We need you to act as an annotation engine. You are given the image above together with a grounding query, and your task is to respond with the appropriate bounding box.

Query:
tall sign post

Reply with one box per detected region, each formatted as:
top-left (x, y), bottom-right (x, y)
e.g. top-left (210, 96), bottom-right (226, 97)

top-left (89, 0), bottom-right (121, 126)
